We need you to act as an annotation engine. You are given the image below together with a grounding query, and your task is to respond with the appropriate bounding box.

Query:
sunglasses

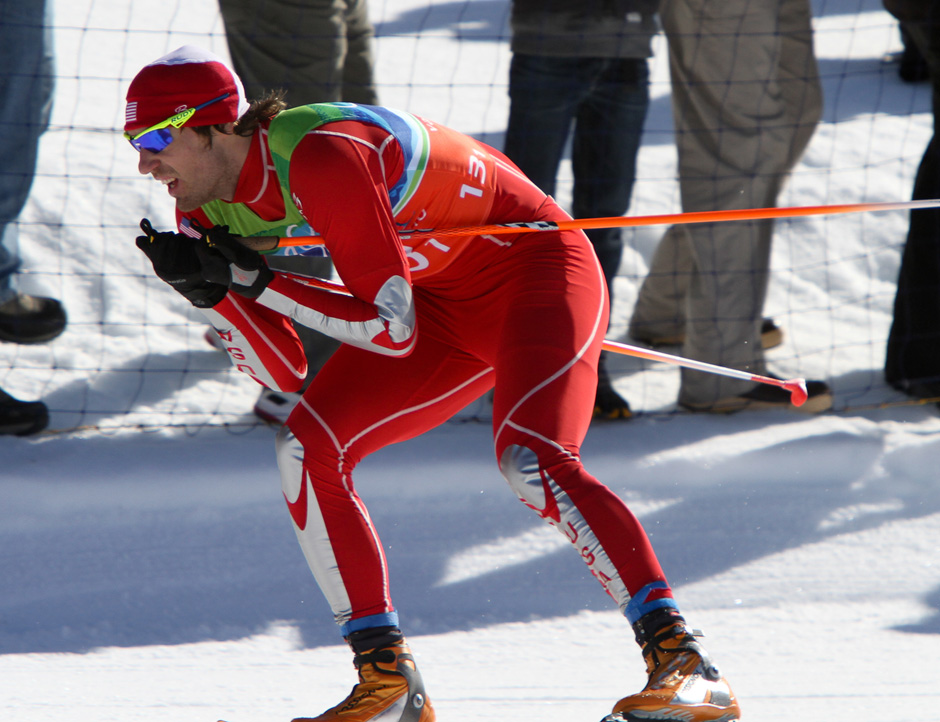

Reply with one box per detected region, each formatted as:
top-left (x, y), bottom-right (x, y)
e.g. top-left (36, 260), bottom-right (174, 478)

top-left (124, 93), bottom-right (231, 153)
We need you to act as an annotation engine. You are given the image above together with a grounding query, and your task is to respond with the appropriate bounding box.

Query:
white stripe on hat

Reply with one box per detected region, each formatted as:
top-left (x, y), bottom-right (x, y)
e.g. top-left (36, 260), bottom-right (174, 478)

top-left (125, 101), bottom-right (138, 124)
top-left (146, 45), bottom-right (224, 68)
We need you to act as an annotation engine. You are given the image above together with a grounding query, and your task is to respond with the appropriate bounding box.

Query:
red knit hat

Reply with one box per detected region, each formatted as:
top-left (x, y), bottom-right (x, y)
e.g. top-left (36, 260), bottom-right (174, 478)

top-left (124, 45), bottom-right (250, 132)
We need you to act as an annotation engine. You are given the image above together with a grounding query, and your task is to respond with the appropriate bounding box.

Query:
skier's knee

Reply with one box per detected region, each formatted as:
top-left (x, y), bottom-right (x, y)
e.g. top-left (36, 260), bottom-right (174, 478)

top-left (499, 443), bottom-right (550, 511)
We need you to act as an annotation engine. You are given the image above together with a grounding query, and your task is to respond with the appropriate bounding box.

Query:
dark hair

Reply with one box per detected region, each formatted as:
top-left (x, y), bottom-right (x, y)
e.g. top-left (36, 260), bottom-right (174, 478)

top-left (191, 90), bottom-right (288, 145)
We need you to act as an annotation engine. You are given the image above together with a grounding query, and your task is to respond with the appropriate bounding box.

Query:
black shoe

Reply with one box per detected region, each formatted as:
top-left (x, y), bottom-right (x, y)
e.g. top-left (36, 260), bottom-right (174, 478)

top-left (899, 46), bottom-right (930, 83)
top-left (891, 381), bottom-right (940, 405)
top-left (0, 293), bottom-right (67, 344)
top-left (593, 375), bottom-right (632, 420)
top-left (682, 377), bottom-right (832, 414)
top-left (0, 389), bottom-right (49, 436)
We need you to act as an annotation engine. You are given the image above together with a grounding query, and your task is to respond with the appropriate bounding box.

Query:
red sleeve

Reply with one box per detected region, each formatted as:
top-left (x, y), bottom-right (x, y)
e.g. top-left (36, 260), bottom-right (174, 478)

top-left (253, 122), bottom-right (418, 356)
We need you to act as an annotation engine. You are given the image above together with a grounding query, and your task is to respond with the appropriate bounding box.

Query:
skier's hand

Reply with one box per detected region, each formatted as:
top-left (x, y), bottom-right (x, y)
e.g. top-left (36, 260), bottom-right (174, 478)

top-left (136, 219), bottom-right (228, 308)
top-left (193, 223), bottom-right (274, 300)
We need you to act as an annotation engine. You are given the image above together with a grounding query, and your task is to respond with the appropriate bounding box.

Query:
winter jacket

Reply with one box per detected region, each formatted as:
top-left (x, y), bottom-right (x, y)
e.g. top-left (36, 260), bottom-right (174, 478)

top-left (510, 0), bottom-right (659, 58)
top-left (882, 0), bottom-right (936, 24)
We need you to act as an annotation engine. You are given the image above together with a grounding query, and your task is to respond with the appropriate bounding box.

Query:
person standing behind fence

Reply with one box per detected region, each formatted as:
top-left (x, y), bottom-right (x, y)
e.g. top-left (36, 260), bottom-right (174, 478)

top-left (218, 0), bottom-right (377, 106)
top-left (628, 0), bottom-right (833, 413)
top-left (884, 0), bottom-right (940, 404)
top-left (218, 0), bottom-right (378, 424)
top-left (0, 0), bottom-right (67, 435)
top-left (503, 0), bottom-right (659, 421)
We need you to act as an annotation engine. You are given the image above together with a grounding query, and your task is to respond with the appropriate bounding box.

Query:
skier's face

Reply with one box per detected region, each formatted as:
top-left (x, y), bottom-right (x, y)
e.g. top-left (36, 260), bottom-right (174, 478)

top-left (133, 125), bottom-right (241, 213)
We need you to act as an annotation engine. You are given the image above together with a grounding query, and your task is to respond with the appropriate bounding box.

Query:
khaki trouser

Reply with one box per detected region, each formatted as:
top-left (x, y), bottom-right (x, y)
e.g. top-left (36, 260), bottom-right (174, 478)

top-left (219, 0), bottom-right (378, 106)
top-left (630, 0), bottom-right (821, 405)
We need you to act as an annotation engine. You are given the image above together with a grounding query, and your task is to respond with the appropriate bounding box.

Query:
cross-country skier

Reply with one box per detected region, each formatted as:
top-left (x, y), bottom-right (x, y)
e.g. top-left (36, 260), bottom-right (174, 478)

top-left (125, 45), bottom-right (741, 722)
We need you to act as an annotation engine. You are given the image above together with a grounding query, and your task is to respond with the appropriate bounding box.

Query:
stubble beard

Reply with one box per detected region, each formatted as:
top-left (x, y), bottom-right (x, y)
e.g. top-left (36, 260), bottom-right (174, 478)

top-left (175, 136), bottom-right (239, 213)
top-left (174, 167), bottom-right (231, 213)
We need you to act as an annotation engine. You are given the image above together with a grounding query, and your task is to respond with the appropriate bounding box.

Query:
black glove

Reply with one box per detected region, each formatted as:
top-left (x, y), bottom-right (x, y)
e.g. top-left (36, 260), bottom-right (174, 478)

top-left (193, 223), bottom-right (274, 300)
top-left (136, 219), bottom-right (228, 308)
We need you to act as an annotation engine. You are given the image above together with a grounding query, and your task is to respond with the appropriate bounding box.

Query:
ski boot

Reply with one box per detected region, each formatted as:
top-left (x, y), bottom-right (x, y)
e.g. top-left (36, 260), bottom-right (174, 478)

top-left (293, 626), bottom-right (434, 722)
top-left (605, 609), bottom-right (741, 722)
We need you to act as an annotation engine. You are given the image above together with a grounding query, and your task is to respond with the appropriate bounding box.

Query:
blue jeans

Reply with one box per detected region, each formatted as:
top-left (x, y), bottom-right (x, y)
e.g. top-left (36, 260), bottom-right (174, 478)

top-left (0, 1), bottom-right (54, 300)
top-left (504, 53), bottom-right (650, 296)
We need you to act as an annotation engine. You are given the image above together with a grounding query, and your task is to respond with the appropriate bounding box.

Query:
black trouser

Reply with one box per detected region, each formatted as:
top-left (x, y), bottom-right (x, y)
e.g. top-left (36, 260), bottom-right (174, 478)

top-left (885, 13), bottom-right (940, 391)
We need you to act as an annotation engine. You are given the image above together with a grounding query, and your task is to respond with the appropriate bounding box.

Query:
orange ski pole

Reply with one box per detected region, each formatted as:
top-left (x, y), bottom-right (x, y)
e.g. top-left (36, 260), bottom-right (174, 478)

top-left (270, 198), bottom-right (940, 248)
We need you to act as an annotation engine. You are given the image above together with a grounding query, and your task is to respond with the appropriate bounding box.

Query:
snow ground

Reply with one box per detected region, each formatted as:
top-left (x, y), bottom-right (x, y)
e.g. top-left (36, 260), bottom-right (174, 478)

top-left (2, 0), bottom-right (940, 720)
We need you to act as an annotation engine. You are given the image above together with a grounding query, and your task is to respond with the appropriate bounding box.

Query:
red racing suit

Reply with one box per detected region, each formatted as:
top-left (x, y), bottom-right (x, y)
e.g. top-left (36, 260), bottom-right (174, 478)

top-left (181, 104), bottom-right (674, 635)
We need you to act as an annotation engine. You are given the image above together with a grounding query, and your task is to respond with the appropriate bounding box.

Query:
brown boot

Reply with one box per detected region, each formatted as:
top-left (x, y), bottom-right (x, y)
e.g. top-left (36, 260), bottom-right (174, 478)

top-left (608, 614), bottom-right (740, 722)
top-left (293, 630), bottom-right (434, 722)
